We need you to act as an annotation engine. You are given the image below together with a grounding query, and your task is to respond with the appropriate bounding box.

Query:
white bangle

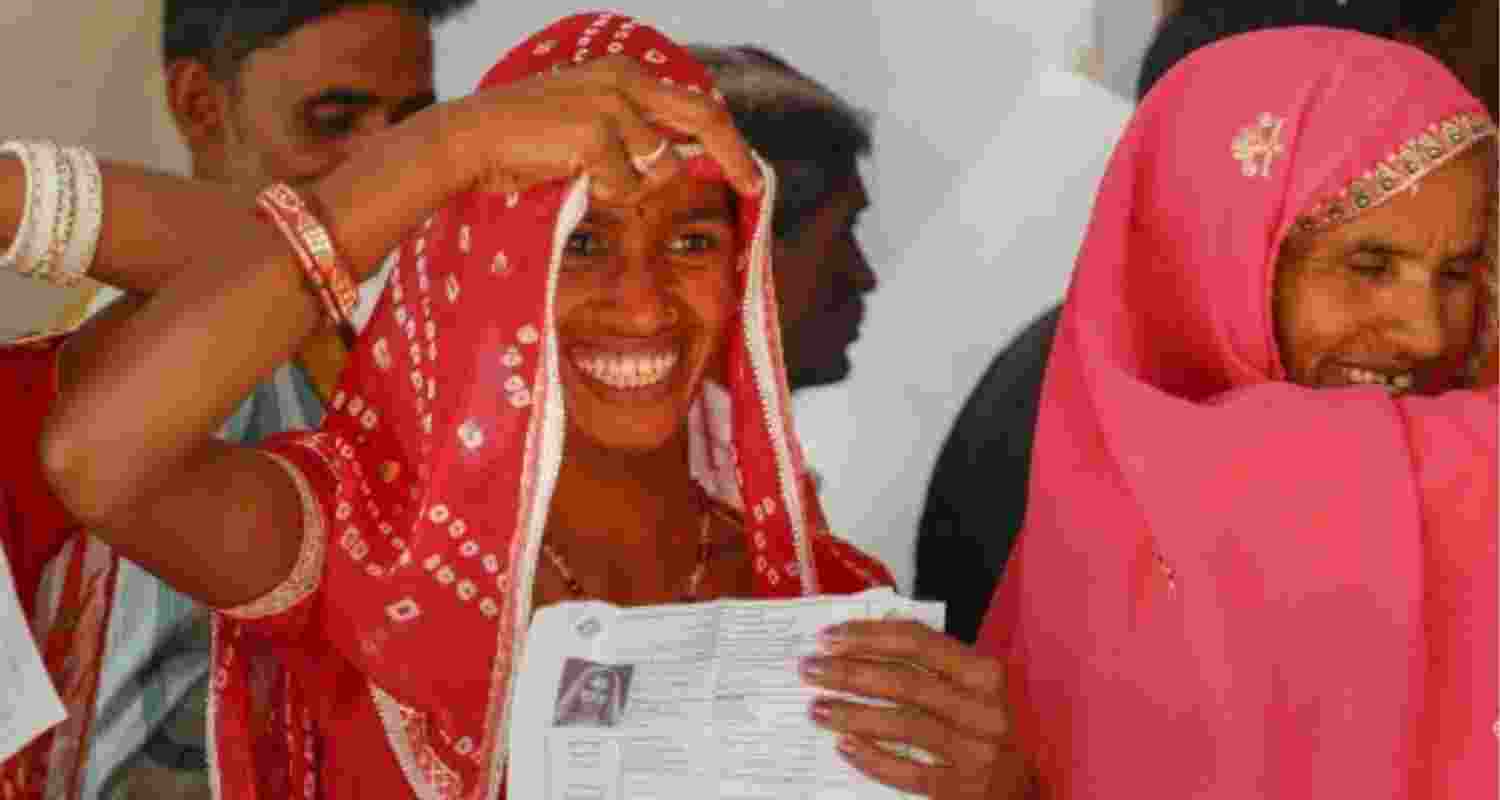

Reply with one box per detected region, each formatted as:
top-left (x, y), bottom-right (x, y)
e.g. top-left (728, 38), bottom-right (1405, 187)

top-left (1, 140), bottom-right (44, 275)
top-left (59, 147), bottom-right (102, 285)
top-left (36, 142), bottom-right (75, 285)
top-left (0, 139), bottom-right (99, 287)
top-left (3, 140), bottom-right (64, 281)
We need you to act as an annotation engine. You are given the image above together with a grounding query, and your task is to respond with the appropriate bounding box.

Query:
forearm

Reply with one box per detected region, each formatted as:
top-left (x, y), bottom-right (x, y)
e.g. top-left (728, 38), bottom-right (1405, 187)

top-left (41, 100), bottom-right (477, 525)
top-left (0, 153), bottom-right (261, 295)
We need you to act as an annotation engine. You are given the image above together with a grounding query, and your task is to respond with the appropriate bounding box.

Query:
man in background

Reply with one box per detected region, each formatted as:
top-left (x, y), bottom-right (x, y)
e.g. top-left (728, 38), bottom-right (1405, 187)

top-left (691, 45), bottom-right (878, 395)
top-left (84, 2), bottom-right (471, 797)
top-left (914, 0), bottom-right (1491, 644)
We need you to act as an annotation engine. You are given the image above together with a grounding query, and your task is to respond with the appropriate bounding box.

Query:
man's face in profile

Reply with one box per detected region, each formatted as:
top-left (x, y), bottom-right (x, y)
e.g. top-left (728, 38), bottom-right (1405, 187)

top-left (219, 3), bottom-right (437, 190)
top-left (773, 171), bottom-right (876, 391)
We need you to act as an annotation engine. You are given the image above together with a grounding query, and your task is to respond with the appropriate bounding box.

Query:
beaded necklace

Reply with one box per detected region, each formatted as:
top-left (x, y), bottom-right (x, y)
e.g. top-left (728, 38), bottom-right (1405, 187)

top-left (540, 487), bottom-right (742, 602)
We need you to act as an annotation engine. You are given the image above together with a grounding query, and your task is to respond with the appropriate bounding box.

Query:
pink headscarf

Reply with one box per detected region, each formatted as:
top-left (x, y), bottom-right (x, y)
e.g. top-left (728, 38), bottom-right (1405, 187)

top-left (978, 27), bottom-right (1496, 798)
top-left (211, 12), bottom-right (889, 800)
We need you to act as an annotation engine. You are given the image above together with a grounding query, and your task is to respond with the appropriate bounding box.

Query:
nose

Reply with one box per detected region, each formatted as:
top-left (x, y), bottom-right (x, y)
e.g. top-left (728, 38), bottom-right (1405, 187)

top-left (609, 263), bottom-right (677, 334)
top-left (846, 240), bottom-right (877, 295)
top-left (1381, 283), bottom-right (1449, 363)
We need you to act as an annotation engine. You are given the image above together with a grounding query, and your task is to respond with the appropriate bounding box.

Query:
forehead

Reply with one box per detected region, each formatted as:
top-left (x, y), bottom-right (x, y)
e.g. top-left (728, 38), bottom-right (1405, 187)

top-left (588, 176), bottom-right (735, 221)
top-left (237, 4), bottom-right (434, 102)
top-left (1299, 145), bottom-right (1491, 251)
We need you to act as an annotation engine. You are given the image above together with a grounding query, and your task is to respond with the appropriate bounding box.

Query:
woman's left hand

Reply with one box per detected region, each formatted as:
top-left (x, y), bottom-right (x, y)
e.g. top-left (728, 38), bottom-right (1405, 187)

top-left (800, 620), bottom-right (1032, 799)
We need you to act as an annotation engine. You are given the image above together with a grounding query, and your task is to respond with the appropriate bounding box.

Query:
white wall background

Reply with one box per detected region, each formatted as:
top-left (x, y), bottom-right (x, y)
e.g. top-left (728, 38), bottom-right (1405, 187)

top-left (436, 2), bottom-right (1160, 589)
top-left (0, 0), bottom-right (189, 338)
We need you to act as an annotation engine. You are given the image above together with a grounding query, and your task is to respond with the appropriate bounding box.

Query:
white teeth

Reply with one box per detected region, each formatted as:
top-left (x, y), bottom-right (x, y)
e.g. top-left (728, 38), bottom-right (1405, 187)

top-left (1341, 366), bottom-right (1413, 394)
top-left (573, 350), bottom-right (679, 389)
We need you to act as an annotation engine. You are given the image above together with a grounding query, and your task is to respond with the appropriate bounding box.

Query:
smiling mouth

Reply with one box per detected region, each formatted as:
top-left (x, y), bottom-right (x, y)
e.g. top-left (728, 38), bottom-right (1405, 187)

top-left (571, 348), bottom-right (681, 390)
top-left (1332, 363), bottom-right (1415, 395)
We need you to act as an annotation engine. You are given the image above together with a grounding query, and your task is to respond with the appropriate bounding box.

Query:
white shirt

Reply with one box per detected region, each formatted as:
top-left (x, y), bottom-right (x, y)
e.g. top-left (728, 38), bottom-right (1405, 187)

top-left (794, 67), bottom-right (1132, 590)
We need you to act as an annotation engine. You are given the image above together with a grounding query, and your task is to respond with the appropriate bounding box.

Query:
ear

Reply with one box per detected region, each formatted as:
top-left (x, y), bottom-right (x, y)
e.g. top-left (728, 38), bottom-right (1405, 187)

top-left (164, 58), bottom-right (232, 153)
top-left (770, 235), bottom-right (793, 263)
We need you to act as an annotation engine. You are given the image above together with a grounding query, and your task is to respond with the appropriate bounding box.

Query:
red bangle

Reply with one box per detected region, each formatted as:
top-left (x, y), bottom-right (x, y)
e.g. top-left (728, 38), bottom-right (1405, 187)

top-left (255, 183), bottom-right (359, 340)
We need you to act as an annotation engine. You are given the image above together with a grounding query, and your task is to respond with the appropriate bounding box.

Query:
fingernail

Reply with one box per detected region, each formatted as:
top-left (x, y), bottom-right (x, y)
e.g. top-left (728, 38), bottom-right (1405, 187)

top-left (799, 656), bottom-right (828, 679)
top-left (808, 699), bottom-right (833, 724)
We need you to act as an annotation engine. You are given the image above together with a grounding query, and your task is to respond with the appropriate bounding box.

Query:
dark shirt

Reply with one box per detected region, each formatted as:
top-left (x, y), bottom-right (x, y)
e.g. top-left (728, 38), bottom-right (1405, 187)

top-left (913, 305), bottom-right (1060, 644)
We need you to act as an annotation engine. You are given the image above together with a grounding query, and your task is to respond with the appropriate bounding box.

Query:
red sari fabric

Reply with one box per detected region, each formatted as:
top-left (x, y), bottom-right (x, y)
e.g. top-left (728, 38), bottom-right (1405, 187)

top-left (977, 29), bottom-right (1496, 798)
top-left (0, 334), bottom-right (118, 800)
top-left (210, 13), bottom-right (891, 800)
top-left (1, 336), bottom-right (74, 616)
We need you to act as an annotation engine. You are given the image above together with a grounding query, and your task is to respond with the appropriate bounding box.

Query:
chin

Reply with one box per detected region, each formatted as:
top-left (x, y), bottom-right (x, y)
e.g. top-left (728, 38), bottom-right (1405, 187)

top-left (568, 416), bottom-right (688, 455)
top-left (788, 355), bottom-right (853, 392)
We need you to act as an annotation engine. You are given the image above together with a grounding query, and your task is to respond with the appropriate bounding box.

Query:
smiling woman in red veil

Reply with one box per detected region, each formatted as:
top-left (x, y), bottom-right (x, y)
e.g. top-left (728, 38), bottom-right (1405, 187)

top-left (17, 13), bottom-right (1024, 800)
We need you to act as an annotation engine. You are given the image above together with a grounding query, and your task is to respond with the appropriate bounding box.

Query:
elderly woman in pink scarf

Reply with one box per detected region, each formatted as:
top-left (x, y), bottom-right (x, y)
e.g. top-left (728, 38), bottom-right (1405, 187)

top-left (976, 26), bottom-right (1496, 798)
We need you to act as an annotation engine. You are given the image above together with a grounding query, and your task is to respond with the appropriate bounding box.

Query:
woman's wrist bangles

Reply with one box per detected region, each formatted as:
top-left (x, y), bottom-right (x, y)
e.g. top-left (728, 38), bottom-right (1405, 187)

top-left (254, 183), bottom-right (359, 348)
top-left (0, 140), bottom-right (104, 287)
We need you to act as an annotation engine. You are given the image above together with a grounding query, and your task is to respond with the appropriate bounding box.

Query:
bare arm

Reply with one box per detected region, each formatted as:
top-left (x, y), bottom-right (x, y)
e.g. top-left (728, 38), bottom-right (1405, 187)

top-left (0, 157), bottom-right (267, 296)
top-left (37, 57), bottom-right (760, 608)
top-left (0, 156), bottom-right (335, 405)
top-left (40, 101), bottom-right (469, 606)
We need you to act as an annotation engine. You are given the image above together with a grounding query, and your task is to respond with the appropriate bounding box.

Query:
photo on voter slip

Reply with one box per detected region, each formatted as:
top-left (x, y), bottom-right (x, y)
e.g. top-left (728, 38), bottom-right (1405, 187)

top-left (554, 658), bottom-right (636, 729)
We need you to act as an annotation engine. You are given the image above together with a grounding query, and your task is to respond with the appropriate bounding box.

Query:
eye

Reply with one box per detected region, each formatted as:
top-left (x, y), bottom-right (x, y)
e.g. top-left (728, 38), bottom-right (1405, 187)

top-left (1347, 251), bottom-right (1391, 278)
top-left (1438, 256), bottom-right (1480, 285)
top-left (564, 230), bottom-right (609, 258)
top-left (307, 109), bottom-right (359, 138)
top-left (666, 232), bottom-right (722, 254)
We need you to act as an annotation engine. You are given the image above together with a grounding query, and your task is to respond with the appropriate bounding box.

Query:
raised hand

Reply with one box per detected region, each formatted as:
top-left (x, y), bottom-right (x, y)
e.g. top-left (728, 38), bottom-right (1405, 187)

top-left (455, 54), bottom-right (761, 203)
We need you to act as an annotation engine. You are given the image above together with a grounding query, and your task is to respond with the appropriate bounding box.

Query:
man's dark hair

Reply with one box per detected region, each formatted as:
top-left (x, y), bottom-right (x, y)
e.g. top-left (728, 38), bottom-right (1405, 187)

top-left (1137, 0), bottom-right (1461, 100)
top-left (163, 0), bottom-right (473, 79)
top-left (690, 45), bottom-right (873, 242)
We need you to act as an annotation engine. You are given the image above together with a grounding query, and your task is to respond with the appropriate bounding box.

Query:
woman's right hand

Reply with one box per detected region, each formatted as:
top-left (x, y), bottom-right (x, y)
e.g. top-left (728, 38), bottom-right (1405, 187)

top-left (38, 51), bottom-right (762, 610)
top-left (449, 55), bottom-right (761, 203)
top-left (313, 54), bottom-right (760, 284)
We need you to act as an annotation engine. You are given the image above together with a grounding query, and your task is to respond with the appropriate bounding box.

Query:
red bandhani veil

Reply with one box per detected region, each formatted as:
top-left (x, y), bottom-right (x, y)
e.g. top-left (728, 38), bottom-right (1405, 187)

top-left (0, 334), bottom-right (119, 800)
top-left (210, 12), bottom-right (890, 800)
